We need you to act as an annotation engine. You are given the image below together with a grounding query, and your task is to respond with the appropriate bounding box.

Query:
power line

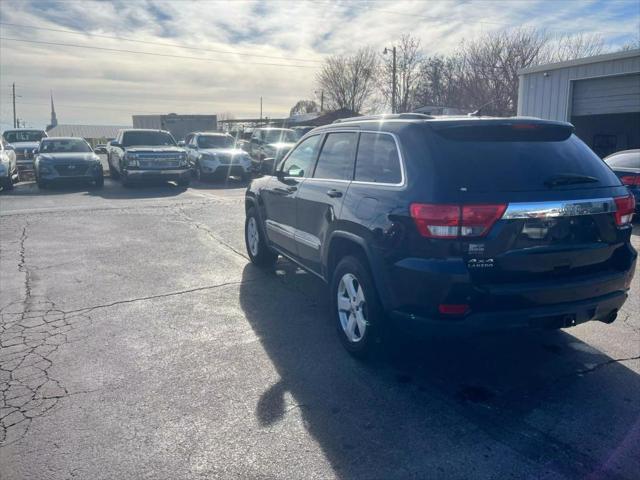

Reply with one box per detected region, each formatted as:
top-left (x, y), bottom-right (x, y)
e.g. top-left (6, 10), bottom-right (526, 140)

top-left (0, 21), bottom-right (324, 64)
top-left (0, 37), bottom-right (319, 69)
top-left (2, 98), bottom-right (165, 115)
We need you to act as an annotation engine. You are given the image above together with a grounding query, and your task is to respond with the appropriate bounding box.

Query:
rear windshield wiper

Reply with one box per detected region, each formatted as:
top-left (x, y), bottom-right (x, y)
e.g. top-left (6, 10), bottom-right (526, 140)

top-left (544, 174), bottom-right (599, 188)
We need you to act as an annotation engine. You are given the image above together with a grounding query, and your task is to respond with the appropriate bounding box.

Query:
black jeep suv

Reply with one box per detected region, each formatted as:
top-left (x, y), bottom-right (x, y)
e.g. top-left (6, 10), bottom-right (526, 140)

top-left (244, 114), bottom-right (637, 357)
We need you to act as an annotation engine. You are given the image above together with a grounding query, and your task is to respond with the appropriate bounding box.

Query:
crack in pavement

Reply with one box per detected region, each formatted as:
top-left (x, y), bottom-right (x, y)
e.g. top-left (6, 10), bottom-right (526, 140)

top-left (62, 279), bottom-right (257, 316)
top-left (18, 224), bottom-right (32, 300)
top-left (173, 206), bottom-right (249, 261)
top-left (1, 220), bottom-right (95, 446)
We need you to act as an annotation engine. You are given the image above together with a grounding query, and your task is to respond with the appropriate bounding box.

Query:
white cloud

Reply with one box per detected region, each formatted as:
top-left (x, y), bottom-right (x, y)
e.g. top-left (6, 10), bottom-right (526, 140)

top-left (0, 0), bottom-right (637, 130)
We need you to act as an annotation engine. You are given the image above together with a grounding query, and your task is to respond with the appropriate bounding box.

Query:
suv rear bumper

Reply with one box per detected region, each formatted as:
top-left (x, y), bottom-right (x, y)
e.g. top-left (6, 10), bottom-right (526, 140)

top-left (391, 290), bottom-right (627, 333)
top-left (383, 249), bottom-right (636, 332)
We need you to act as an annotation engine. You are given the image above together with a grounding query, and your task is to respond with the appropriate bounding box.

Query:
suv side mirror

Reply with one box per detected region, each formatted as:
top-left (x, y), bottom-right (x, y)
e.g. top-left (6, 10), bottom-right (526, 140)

top-left (260, 157), bottom-right (276, 176)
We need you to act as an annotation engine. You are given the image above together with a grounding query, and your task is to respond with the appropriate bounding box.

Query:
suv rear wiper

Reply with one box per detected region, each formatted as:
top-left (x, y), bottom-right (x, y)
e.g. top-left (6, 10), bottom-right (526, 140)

top-left (544, 174), bottom-right (599, 188)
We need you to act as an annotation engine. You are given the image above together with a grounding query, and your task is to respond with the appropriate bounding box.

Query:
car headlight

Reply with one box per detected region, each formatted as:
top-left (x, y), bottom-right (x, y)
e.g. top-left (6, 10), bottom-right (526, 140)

top-left (179, 152), bottom-right (188, 166)
top-left (124, 152), bottom-right (139, 167)
top-left (199, 154), bottom-right (218, 163)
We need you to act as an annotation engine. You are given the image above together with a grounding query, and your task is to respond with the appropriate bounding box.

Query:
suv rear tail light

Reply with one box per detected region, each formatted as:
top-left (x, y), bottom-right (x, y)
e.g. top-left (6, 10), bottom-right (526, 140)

top-left (410, 203), bottom-right (507, 238)
top-left (438, 304), bottom-right (470, 315)
top-left (620, 175), bottom-right (640, 186)
top-left (614, 194), bottom-right (636, 227)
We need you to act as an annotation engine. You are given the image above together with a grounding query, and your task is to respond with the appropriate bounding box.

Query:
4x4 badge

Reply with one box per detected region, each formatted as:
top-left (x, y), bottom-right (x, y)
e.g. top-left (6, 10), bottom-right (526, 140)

top-left (468, 258), bottom-right (494, 268)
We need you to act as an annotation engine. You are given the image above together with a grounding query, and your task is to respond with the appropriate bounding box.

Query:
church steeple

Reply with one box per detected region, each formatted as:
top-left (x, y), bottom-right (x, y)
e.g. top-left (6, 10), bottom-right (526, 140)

top-left (47, 91), bottom-right (58, 131)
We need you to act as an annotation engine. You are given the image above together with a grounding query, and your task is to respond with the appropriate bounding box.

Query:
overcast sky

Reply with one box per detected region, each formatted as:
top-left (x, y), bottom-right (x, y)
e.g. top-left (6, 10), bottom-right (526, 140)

top-left (0, 0), bottom-right (638, 131)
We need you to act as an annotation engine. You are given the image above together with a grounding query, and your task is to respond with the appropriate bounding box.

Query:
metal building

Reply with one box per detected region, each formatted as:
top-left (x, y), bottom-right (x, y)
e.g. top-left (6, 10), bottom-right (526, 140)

top-left (518, 49), bottom-right (640, 157)
top-left (132, 114), bottom-right (217, 141)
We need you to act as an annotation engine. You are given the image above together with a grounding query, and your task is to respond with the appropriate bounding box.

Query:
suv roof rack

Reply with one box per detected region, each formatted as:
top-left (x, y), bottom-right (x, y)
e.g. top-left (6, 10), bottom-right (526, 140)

top-left (333, 113), bottom-right (433, 124)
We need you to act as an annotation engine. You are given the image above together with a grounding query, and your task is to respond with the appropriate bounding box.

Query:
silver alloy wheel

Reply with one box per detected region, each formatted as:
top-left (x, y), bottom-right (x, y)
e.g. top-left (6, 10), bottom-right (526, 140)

top-left (337, 273), bottom-right (367, 343)
top-left (247, 216), bottom-right (260, 257)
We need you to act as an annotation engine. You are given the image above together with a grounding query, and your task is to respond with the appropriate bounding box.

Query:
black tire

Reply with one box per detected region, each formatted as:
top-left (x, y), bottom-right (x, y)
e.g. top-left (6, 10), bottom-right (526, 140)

top-left (93, 171), bottom-right (104, 189)
top-left (121, 172), bottom-right (133, 188)
top-left (196, 162), bottom-right (207, 182)
top-left (177, 177), bottom-right (190, 187)
top-left (3, 178), bottom-right (14, 191)
top-left (108, 156), bottom-right (120, 179)
top-left (37, 178), bottom-right (47, 189)
top-left (330, 255), bottom-right (385, 359)
top-left (245, 207), bottom-right (277, 267)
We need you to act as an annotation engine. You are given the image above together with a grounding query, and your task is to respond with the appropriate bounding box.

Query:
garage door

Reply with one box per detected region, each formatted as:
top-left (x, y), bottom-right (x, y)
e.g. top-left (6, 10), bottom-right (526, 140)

top-left (572, 73), bottom-right (640, 116)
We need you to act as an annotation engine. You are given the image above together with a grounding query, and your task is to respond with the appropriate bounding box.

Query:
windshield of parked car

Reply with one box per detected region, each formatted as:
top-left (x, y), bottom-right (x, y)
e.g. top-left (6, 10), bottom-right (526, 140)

top-left (122, 131), bottom-right (176, 147)
top-left (606, 151), bottom-right (640, 169)
top-left (264, 130), bottom-right (297, 144)
top-left (3, 130), bottom-right (46, 143)
top-left (40, 139), bottom-right (92, 153)
top-left (198, 135), bottom-right (235, 149)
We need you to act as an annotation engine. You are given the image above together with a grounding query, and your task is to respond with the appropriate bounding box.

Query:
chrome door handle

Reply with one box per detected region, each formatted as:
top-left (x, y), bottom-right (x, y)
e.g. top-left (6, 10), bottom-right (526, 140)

top-left (326, 189), bottom-right (342, 198)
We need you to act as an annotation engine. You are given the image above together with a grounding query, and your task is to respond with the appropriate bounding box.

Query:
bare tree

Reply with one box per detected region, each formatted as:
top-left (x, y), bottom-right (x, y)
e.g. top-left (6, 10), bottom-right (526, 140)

top-left (218, 111), bottom-right (235, 121)
top-left (289, 100), bottom-right (319, 117)
top-left (620, 39), bottom-right (640, 51)
top-left (541, 32), bottom-right (605, 63)
top-left (415, 54), bottom-right (466, 110)
top-left (317, 47), bottom-right (379, 113)
top-left (457, 28), bottom-right (547, 116)
top-left (380, 34), bottom-right (423, 112)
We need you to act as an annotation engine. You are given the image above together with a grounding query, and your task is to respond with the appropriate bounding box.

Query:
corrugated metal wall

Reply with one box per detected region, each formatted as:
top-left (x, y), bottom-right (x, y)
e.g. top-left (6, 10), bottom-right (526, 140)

top-left (518, 54), bottom-right (640, 121)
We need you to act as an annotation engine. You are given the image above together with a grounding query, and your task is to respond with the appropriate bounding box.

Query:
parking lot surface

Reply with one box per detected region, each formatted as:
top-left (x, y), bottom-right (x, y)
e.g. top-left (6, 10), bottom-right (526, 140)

top-left (1, 179), bottom-right (639, 480)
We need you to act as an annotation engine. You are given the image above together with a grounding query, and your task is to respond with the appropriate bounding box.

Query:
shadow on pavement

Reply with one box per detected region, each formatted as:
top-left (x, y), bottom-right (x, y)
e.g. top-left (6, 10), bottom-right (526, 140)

top-left (85, 178), bottom-right (188, 199)
top-left (239, 261), bottom-right (639, 479)
top-left (189, 176), bottom-right (250, 191)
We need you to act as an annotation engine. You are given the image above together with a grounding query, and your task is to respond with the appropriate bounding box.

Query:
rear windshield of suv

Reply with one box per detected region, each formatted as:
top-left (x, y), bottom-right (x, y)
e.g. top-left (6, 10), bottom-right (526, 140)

top-left (426, 124), bottom-right (620, 192)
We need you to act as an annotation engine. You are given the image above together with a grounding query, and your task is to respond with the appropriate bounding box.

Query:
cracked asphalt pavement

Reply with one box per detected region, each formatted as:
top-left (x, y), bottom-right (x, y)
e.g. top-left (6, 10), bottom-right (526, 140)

top-left (1, 179), bottom-right (639, 480)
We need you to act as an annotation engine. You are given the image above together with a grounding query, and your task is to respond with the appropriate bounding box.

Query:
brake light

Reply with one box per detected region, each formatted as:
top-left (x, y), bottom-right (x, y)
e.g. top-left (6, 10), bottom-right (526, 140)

top-left (614, 194), bottom-right (635, 227)
top-left (438, 304), bottom-right (470, 315)
top-left (410, 203), bottom-right (507, 238)
top-left (410, 204), bottom-right (459, 238)
top-left (620, 175), bottom-right (640, 186)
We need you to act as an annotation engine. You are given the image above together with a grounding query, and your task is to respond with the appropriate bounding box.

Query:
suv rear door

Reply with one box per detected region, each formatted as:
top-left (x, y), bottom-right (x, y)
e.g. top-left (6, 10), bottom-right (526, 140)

top-left (295, 131), bottom-right (358, 273)
top-left (415, 121), bottom-right (634, 304)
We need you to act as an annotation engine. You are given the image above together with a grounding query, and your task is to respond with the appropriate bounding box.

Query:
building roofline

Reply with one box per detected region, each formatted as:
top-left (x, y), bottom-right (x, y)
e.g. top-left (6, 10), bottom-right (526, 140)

top-left (518, 48), bottom-right (640, 75)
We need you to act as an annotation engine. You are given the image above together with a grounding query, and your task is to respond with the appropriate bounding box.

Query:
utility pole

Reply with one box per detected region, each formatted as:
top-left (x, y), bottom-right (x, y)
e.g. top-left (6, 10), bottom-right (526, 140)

top-left (314, 90), bottom-right (325, 112)
top-left (383, 47), bottom-right (397, 113)
top-left (392, 46), bottom-right (397, 114)
top-left (12, 83), bottom-right (17, 128)
top-left (259, 96), bottom-right (263, 125)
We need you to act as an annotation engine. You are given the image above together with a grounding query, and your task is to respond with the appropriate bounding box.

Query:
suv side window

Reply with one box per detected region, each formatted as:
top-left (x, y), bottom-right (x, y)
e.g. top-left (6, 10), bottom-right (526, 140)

top-left (355, 133), bottom-right (402, 184)
top-left (280, 135), bottom-right (321, 178)
top-left (313, 132), bottom-right (358, 180)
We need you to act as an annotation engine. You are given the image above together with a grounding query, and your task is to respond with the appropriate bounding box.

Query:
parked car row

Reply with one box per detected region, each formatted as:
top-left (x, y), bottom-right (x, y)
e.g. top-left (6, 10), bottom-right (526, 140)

top-left (244, 114), bottom-right (637, 357)
top-left (0, 127), bottom-right (279, 191)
